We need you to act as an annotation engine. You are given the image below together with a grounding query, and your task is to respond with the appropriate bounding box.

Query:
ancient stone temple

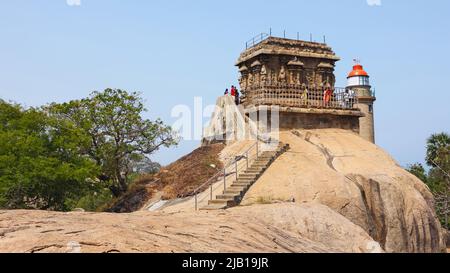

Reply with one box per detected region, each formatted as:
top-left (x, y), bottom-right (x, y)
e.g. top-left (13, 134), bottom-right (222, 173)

top-left (236, 36), bottom-right (339, 96)
top-left (235, 36), bottom-right (376, 143)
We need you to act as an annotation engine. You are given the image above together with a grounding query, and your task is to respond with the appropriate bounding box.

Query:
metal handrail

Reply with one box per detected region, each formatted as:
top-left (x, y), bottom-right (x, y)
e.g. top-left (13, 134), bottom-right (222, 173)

top-left (245, 85), bottom-right (360, 110)
top-left (245, 33), bottom-right (270, 49)
top-left (192, 141), bottom-right (260, 210)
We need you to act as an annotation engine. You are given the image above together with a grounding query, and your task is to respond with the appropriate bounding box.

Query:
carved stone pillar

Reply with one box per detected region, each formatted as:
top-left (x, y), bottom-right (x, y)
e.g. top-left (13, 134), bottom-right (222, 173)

top-left (260, 65), bottom-right (267, 85)
top-left (278, 66), bottom-right (287, 84)
top-left (287, 58), bottom-right (305, 87)
top-left (317, 62), bottom-right (336, 87)
top-left (251, 60), bottom-right (262, 88)
top-left (238, 65), bottom-right (249, 96)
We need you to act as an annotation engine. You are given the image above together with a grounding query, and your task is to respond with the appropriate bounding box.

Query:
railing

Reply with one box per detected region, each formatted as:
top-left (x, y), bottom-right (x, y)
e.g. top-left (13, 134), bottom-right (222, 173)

top-left (245, 33), bottom-right (270, 49)
top-left (190, 141), bottom-right (261, 211)
top-left (244, 84), bottom-right (359, 110)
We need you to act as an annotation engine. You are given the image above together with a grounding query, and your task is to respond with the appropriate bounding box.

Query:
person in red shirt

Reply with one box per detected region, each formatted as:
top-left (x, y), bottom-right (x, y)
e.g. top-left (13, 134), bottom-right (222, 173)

top-left (230, 86), bottom-right (236, 97)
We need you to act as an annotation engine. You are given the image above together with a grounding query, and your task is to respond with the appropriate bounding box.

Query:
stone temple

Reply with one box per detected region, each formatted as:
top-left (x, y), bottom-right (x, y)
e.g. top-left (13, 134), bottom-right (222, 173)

top-left (235, 35), bottom-right (376, 143)
top-left (203, 34), bottom-right (376, 145)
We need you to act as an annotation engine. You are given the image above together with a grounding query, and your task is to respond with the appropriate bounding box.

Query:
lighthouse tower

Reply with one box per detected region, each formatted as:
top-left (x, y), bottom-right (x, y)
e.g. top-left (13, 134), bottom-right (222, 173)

top-left (347, 62), bottom-right (376, 143)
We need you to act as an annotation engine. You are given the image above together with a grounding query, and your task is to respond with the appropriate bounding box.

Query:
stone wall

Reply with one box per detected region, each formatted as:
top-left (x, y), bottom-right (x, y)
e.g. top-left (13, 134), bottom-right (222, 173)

top-left (279, 112), bottom-right (360, 132)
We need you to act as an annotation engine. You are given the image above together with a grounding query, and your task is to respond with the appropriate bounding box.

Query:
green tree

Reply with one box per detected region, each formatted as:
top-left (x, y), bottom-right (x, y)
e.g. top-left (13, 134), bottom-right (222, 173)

top-left (426, 133), bottom-right (450, 167)
top-left (49, 89), bottom-right (178, 197)
top-left (0, 100), bottom-right (99, 210)
top-left (427, 133), bottom-right (450, 229)
top-left (407, 133), bottom-right (450, 229)
top-left (406, 163), bottom-right (428, 184)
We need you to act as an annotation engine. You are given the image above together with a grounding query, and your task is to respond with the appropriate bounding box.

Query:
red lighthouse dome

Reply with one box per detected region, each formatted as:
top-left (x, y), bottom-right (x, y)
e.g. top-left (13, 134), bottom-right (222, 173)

top-left (348, 64), bottom-right (369, 78)
top-left (347, 62), bottom-right (370, 87)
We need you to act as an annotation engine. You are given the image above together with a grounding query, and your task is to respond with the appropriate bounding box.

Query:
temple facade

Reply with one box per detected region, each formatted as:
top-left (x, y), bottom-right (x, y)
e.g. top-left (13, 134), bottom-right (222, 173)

top-left (237, 36), bottom-right (339, 101)
top-left (235, 36), bottom-right (376, 143)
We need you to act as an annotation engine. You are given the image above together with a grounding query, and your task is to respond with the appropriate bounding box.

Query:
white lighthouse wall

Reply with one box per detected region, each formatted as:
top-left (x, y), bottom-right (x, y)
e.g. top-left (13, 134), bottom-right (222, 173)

top-left (347, 76), bottom-right (370, 87)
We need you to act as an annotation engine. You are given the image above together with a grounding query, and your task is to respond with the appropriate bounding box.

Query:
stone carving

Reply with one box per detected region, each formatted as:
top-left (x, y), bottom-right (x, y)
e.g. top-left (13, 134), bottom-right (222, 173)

top-left (255, 73), bottom-right (260, 87)
top-left (239, 76), bottom-right (246, 90)
top-left (305, 70), bottom-right (314, 86)
top-left (295, 71), bottom-right (301, 85)
top-left (316, 73), bottom-right (323, 86)
top-left (278, 66), bottom-right (287, 83)
top-left (236, 37), bottom-right (339, 105)
top-left (289, 71), bottom-right (295, 85)
top-left (270, 69), bottom-right (277, 84)
top-left (248, 73), bottom-right (254, 88)
top-left (260, 65), bottom-right (267, 84)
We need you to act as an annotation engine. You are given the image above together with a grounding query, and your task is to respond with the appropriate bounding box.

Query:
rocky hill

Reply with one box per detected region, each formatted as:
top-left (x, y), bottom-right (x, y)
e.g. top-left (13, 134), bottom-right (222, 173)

top-left (0, 129), bottom-right (446, 253)
top-left (0, 203), bottom-right (383, 253)
top-left (241, 129), bottom-right (445, 252)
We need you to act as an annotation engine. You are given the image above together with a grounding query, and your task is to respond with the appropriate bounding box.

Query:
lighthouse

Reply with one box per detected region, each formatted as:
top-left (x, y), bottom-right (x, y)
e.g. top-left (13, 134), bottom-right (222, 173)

top-left (347, 62), bottom-right (376, 143)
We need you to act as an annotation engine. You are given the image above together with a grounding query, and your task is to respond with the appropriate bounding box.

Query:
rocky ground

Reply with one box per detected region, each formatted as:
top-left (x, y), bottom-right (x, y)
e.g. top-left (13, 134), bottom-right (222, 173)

top-left (0, 203), bottom-right (382, 253)
top-left (0, 129), bottom-right (447, 253)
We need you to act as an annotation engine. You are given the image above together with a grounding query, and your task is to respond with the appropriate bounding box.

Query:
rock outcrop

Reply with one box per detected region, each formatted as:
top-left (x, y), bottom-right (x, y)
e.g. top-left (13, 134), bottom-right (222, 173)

top-left (241, 129), bottom-right (445, 253)
top-left (0, 204), bottom-right (381, 253)
top-left (0, 129), bottom-right (445, 253)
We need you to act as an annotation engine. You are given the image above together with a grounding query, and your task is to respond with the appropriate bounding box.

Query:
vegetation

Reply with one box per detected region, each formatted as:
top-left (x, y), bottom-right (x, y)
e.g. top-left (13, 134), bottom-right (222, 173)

top-left (0, 89), bottom-right (178, 211)
top-left (105, 143), bottom-right (225, 213)
top-left (407, 133), bottom-right (450, 229)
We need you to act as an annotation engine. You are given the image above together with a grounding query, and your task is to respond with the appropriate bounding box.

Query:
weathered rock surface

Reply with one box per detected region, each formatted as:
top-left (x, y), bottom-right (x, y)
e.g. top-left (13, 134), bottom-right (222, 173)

top-left (0, 129), bottom-right (445, 253)
top-left (241, 129), bottom-right (446, 253)
top-left (234, 203), bottom-right (383, 253)
top-left (0, 203), bottom-right (380, 253)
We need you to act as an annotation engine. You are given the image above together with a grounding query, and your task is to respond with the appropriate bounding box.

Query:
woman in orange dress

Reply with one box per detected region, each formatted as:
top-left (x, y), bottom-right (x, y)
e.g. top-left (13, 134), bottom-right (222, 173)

top-left (323, 87), bottom-right (333, 106)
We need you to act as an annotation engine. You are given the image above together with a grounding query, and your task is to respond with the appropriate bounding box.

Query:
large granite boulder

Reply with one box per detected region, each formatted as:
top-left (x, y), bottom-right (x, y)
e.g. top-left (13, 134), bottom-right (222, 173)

top-left (241, 129), bottom-right (446, 253)
top-left (0, 203), bottom-right (380, 253)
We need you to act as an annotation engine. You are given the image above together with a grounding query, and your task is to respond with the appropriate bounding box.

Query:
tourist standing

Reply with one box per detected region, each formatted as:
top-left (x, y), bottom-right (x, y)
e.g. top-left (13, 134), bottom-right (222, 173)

top-left (224, 88), bottom-right (229, 95)
top-left (235, 89), bottom-right (240, 105)
top-left (343, 89), bottom-right (351, 108)
top-left (323, 87), bottom-right (333, 106)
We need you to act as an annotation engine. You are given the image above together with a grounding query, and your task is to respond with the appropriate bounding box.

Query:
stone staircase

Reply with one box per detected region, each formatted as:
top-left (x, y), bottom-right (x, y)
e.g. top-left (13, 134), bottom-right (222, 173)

top-left (201, 143), bottom-right (290, 210)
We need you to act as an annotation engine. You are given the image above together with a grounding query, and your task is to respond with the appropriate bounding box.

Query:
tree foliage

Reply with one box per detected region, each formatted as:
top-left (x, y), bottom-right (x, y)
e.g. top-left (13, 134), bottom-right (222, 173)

top-left (426, 133), bottom-right (450, 167)
top-left (0, 89), bottom-right (178, 211)
top-left (407, 132), bottom-right (450, 229)
top-left (406, 163), bottom-right (428, 184)
top-left (48, 89), bottom-right (178, 197)
top-left (0, 100), bottom-right (98, 210)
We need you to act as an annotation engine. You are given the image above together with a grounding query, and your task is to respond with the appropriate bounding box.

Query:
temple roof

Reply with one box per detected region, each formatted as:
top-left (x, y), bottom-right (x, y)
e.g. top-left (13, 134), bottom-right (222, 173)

top-left (236, 36), bottom-right (340, 66)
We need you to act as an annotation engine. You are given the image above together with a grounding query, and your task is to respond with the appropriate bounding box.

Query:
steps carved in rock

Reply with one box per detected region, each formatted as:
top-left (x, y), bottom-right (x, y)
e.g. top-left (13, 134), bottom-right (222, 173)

top-left (201, 143), bottom-right (290, 210)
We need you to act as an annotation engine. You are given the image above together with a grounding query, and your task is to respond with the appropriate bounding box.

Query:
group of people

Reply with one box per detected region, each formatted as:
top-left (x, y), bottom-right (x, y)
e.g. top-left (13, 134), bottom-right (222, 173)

top-left (224, 85), bottom-right (240, 105)
top-left (298, 86), bottom-right (335, 106)
top-left (342, 89), bottom-right (356, 108)
top-left (324, 87), bottom-right (356, 108)
top-left (223, 85), bottom-right (354, 109)
top-left (301, 86), bottom-right (355, 108)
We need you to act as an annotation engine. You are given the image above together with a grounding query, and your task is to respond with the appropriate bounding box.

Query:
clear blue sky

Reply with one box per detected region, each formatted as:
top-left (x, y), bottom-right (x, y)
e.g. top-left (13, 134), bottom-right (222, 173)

top-left (1, 0), bottom-right (449, 167)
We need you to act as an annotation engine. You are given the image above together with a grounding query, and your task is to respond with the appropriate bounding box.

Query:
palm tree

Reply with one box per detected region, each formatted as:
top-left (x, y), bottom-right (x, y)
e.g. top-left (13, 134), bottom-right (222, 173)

top-left (426, 133), bottom-right (450, 167)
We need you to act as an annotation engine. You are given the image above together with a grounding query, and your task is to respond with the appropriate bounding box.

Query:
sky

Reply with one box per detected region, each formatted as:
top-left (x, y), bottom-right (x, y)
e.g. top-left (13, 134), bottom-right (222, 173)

top-left (0, 0), bottom-right (449, 167)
